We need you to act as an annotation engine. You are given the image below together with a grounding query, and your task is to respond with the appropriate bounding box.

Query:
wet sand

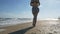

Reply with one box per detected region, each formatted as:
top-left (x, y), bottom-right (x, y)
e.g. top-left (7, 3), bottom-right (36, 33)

top-left (0, 20), bottom-right (60, 34)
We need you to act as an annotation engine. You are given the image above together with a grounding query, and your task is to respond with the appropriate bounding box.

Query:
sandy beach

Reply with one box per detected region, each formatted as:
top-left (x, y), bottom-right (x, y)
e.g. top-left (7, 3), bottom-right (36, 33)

top-left (0, 22), bottom-right (32, 34)
top-left (0, 20), bottom-right (60, 34)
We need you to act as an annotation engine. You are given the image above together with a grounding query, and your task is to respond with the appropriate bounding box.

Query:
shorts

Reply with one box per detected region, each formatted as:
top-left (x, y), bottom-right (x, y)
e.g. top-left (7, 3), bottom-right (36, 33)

top-left (32, 7), bottom-right (39, 16)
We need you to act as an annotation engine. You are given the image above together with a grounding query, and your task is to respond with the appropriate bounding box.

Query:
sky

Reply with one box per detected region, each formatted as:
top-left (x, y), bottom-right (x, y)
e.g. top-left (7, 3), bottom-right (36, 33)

top-left (0, 0), bottom-right (60, 19)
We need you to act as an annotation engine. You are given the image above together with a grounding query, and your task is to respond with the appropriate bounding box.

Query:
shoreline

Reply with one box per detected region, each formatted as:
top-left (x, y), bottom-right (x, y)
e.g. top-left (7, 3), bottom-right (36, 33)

top-left (0, 21), bottom-right (32, 28)
top-left (0, 20), bottom-right (60, 34)
top-left (0, 22), bottom-right (33, 34)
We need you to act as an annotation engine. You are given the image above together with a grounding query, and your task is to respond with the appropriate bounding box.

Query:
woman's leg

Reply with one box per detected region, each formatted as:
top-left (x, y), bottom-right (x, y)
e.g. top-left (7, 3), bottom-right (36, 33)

top-left (33, 14), bottom-right (37, 26)
top-left (33, 12), bottom-right (38, 27)
top-left (32, 7), bottom-right (39, 27)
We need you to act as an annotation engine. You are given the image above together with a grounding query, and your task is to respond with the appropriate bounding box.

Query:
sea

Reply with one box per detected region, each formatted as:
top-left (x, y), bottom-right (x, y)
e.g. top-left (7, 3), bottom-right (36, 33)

top-left (0, 18), bottom-right (60, 34)
top-left (0, 18), bottom-right (32, 28)
top-left (0, 18), bottom-right (59, 28)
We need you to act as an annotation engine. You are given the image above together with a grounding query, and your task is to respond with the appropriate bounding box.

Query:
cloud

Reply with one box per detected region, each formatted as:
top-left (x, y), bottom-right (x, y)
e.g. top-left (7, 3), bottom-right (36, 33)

top-left (39, 5), bottom-right (42, 8)
top-left (56, 1), bottom-right (60, 3)
top-left (41, 0), bottom-right (60, 6)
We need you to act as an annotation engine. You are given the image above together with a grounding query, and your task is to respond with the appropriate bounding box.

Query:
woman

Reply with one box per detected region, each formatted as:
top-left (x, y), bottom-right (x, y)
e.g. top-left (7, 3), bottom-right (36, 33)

top-left (30, 0), bottom-right (40, 27)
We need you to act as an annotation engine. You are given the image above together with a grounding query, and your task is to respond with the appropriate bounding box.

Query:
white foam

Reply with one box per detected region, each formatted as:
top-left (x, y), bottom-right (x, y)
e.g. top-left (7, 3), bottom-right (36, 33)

top-left (0, 18), bottom-right (32, 28)
top-left (0, 29), bottom-right (6, 32)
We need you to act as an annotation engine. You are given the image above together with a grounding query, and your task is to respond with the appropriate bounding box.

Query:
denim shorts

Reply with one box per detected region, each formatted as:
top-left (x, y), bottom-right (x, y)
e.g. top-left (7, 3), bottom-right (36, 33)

top-left (32, 7), bottom-right (39, 16)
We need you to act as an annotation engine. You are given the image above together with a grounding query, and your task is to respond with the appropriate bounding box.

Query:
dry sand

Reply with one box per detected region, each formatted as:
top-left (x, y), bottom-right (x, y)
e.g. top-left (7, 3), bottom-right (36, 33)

top-left (0, 20), bottom-right (60, 34)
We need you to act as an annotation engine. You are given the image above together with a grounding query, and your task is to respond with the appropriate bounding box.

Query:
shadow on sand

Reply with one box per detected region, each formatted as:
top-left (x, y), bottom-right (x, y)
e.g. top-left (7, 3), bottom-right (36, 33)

top-left (9, 26), bottom-right (34, 34)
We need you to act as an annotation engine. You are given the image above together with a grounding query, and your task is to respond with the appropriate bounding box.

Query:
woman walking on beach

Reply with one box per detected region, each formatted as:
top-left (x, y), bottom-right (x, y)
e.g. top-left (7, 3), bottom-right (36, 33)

top-left (30, 0), bottom-right (40, 27)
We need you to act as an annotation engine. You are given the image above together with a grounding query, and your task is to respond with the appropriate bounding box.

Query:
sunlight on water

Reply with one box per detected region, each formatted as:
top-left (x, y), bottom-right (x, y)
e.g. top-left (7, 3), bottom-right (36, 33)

top-left (44, 18), bottom-right (59, 25)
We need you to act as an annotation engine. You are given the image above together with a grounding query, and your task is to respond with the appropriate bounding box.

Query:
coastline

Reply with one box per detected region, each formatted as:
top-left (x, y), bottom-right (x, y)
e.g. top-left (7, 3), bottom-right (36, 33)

top-left (0, 20), bottom-right (60, 34)
top-left (0, 22), bottom-right (32, 34)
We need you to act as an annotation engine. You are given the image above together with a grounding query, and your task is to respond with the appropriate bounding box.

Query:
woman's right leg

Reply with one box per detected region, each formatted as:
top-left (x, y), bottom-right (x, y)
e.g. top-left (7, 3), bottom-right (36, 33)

top-left (33, 15), bottom-right (37, 26)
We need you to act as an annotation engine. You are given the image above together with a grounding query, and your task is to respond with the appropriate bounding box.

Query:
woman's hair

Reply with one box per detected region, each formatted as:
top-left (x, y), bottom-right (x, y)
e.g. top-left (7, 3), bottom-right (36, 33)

top-left (30, 0), bottom-right (40, 6)
top-left (31, 0), bottom-right (39, 3)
